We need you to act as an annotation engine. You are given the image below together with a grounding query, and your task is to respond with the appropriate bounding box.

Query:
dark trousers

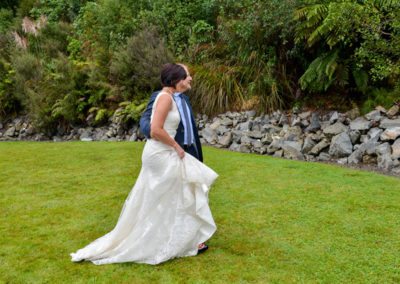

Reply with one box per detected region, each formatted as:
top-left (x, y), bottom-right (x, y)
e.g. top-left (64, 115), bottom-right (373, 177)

top-left (183, 144), bottom-right (200, 161)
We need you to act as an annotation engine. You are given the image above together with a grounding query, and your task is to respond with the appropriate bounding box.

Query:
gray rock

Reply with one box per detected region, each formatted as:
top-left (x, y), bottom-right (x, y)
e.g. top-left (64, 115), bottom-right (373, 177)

top-left (53, 136), bottom-right (63, 142)
top-left (391, 139), bottom-right (400, 159)
top-left (4, 126), bottom-right (16, 137)
top-left (229, 142), bottom-right (250, 153)
top-left (329, 132), bottom-right (353, 158)
top-left (377, 153), bottom-right (394, 171)
top-left (216, 125), bottom-right (229, 135)
top-left (375, 105), bottom-right (387, 113)
top-left (365, 110), bottom-right (382, 121)
top-left (317, 152), bottom-right (331, 161)
top-left (80, 137), bottom-right (93, 142)
top-left (231, 130), bottom-right (243, 143)
top-left (240, 135), bottom-right (254, 145)
top-left (247, 130), bottom-right (263, 139)
top-left (348, 134), bottom-right (381, 164)
top-left (380, 127), bottom-right (400, 141)
top-left (349, 130), bottom-right (361, 144)
top-left (220, 117), bottom-right (233, 126)
top-left (301, 119), bottom-right (310, 127)
top-left (360, 134), bottom-right (369, 144)
top-left (251, 121), bottom-right (262, 132)
top-left (309, 139), bottom-right (330, 155)
top-left (291, 116), bottom-right (301, 127)
top-left (329, 111), bottom-right (339, 124)
top-left (387, 105), bottom-right (399, 117)
top-left (245, 110), bottom-right (256, 118)
top-left (304, 154), bottom-right (317, 162)
top-left (267, 137), bottom-right (284, 153)
top-left (392, 167), bottom-right (400, 175)
top-left (323, 122), bottom-right (348, 136)
top-left (79, 129), bottom-right (92, 140)
top-left (350, 117), bottom-right (372, 131)
top-left (129, 133), bottom-right (137, 141)
top-left (380, 118), bottom-right (400, 129)
top-left (282, 141), bottom-right (305, 160)
top-left (201, 127), bottom-right (218, 144)
top-left (302, 136), bottom-right (317, 154)
top-left (261, 133), bottom-right (273, 144)
top-left (218, 132), bottom-right (232, 147)
top-left (298, 111), bottom-right (311, 120)
top-left (116, 125), bottom-right (125, 136)
top-left (273, 150), bottom-right (283, 157)
top-left (337, 157), bottom-right (348, 164)
top-left (106, 129), bottom-right (115, 138)
top-left (376, 142), bottom-right (391, 156)
top-left (0, 123), bottom-right (3, 129)
top-left (305, 113), bottom-right (321, 132)
top-left (262, 124), bottom-right (281, 134)
top-left (252, 139), bottom-right (263, 148)
top-left (210, 119), bottom-right (221, 130)
top-left (237, 121), bottom-right (252, 131)
top-left (278, 114), bottom-right (289, 125)
top-left (367, 128), bottom-right (383, 141)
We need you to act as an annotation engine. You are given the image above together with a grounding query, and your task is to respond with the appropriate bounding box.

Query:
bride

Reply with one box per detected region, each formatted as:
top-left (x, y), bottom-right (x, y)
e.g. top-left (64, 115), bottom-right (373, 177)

top-left (70, 63), bottom-right (218, 265)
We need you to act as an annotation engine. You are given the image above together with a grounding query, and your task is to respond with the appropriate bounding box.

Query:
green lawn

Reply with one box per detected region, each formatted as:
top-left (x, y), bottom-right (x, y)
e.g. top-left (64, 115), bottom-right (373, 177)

top-left (0, 142), bottom-right (399, 283)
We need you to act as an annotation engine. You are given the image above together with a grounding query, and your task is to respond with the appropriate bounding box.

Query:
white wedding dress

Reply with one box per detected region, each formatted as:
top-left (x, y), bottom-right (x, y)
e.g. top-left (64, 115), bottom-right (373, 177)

top-left (70, 92), bottom-right (218, 265)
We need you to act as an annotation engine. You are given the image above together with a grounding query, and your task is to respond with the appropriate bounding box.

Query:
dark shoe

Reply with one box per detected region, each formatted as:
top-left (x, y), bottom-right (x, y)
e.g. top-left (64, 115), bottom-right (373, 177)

top-left (197, 244), bottom-right (208, 254)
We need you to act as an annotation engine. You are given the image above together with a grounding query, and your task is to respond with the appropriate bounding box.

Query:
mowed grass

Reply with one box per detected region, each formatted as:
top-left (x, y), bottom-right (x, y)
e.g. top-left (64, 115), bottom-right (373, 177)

top-left (0, 142), bottom-right (399, 284)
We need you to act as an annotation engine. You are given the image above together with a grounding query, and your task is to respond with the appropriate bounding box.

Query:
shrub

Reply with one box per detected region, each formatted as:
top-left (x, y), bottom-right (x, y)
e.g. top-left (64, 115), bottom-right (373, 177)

top-left (109, 26), bottom-right (174, 101)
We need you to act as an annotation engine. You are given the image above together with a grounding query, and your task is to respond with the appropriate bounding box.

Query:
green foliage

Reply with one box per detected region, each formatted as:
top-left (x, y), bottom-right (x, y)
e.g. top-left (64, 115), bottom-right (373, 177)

top-left (109, 26), bottom-right (173, 101)
top-left (30, 0), bottom-right (87, 22)
top-left (27, 21), bottom-right (72, 58)
top-left (0, 59), bottom-right (19, 119)
top-left (361, 87), bottom-right (400, 114)
top-left (295, 0), bottom-right (400, 94)
top-left (117, 100), bottom-right (148, 124)
top-left (0, 0), bottom-right (399, 130)
top-left (0, 8), bottom-right (14, 33)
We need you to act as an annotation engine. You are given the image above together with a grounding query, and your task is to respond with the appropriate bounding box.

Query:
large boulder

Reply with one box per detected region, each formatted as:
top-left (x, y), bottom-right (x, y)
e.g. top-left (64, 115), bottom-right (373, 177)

top-left (364, 110), bottom-right (382, 121)
top-left (302, 136), bottom-right (317, 154)
top-left (376, 143), bottom-right (394, 171)
top-left (386, 105), bottom-right (399, 118)
top-left (305, 113), bottom-right (321, 133)
top-left (329, 132), bottom-right (353, 158)
top-left (282, 141), bottom-right (304, 160)
top-left (218, 132), bottom-right (232, 147)
top-left (323, 122), bottom-right (348, 136)
top-left (4, 126), bottom-right (16, 137)
top-left (309, 139), bottom-right (330, 155)
top-left (380, 118), bottom-right (400, 129)
top-left (348, 134), bottom-right (380, 164)
top-left (201, 127), bottom-right (218, 144)
top-left (391, 138), bottom-right (400, 159)
top-left (377, 155), bottom-right (394, 171)
top-left (350, 117), bottom-right (372, 131)
top-left (380, 127), bottom-right (400, 141)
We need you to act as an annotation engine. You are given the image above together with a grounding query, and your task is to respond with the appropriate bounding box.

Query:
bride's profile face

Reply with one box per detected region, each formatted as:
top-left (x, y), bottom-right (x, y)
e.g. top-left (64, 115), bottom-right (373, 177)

top-left (176, 65), bottom-right (192, 93)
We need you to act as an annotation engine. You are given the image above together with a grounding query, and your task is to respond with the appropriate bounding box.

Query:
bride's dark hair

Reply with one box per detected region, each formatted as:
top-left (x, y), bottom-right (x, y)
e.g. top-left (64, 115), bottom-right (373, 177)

top-left (160, 63), bottom-right (187, 88)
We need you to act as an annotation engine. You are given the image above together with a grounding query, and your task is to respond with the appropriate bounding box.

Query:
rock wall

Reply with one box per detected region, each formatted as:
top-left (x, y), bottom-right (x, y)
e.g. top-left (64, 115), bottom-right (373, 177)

top-left (1, 104), bottom-right (400, 175)
top-left (197, 105), bottom-right (400, 175)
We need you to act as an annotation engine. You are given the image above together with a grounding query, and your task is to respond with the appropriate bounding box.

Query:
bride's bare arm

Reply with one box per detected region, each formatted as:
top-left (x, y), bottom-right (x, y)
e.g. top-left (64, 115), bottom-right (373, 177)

top-left (150, 94), bottom-right (185, 158)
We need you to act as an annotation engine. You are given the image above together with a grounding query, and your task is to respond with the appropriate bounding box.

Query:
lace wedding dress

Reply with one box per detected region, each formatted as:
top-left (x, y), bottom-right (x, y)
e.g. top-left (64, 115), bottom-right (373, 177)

top-left (70, 92), bottom-right (218, 265)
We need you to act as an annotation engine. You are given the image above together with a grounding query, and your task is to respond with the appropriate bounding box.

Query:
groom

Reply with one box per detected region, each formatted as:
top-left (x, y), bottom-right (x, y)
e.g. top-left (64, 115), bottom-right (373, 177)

top-left (139, 64), bottom-right (203, 162)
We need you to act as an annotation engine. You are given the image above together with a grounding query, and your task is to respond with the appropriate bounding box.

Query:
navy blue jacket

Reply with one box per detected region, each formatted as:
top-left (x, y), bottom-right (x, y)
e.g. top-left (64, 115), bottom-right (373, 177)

top-left (139, 91), bottom-right (203, 162)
